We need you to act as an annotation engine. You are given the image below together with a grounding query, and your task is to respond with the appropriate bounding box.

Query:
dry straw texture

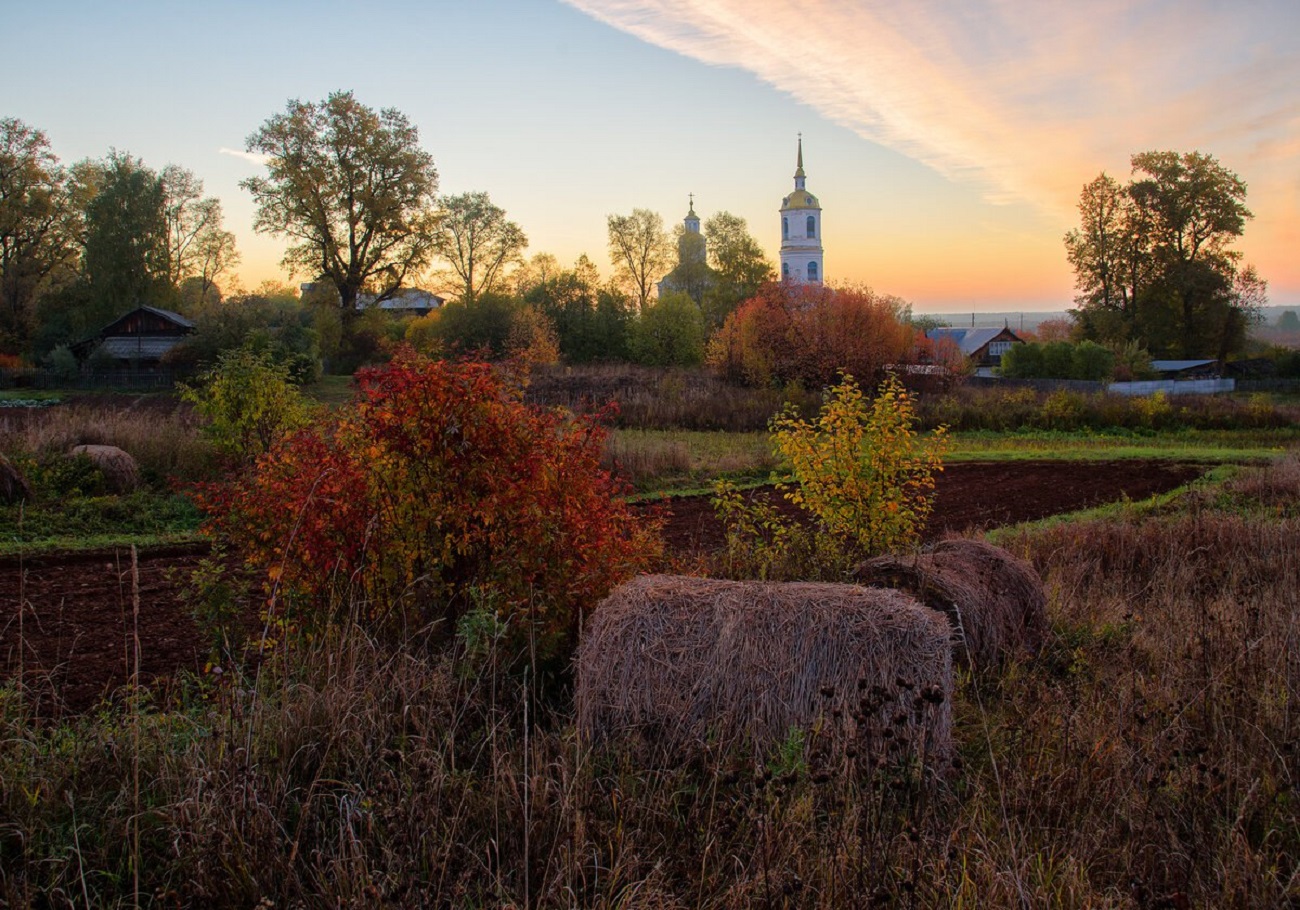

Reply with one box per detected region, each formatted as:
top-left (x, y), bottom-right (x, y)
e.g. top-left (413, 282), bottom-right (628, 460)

top-left (70, 444), bottom-right (140, 493)
top-left (575, 574), bottom-right (953, 764)
top-left (855, 538), bottom-right (1048, 669)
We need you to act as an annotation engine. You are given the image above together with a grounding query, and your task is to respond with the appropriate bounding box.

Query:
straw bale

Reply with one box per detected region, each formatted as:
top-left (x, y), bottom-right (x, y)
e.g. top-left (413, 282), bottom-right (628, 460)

top-left (69, 444), bottom-right (139, 493)
top-left (575, 574), bottom-right (953, 765)
top-left (855, 538), bottom-right (1048, 668)
top-left (0, 454), bottom-right (32, 504)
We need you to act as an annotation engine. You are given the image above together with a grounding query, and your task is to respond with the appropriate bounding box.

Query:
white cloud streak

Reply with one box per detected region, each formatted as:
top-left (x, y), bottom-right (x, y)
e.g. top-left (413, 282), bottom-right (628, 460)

top-left (219, 147), bottom-right (271, 166)
top-left (563, 0), bottom-right (1300, 216)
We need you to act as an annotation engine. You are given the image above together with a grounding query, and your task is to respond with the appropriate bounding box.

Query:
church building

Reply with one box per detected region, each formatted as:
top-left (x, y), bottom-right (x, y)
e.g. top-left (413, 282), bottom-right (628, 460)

top-left (779, 136), bottom-right (824, 284)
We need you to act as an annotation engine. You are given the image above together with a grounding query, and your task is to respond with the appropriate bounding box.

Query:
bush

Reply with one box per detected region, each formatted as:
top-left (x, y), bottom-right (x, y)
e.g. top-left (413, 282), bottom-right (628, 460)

top-left (706, 283), bottom-right (914, 388)
top-left (198, 349), bottom-right (660, 663)
top-left (772, 373), bottom-right (948, 555)
top-left (181, 346), bottom-right (316, 465)
top-left (628, 291), bottom-right (706, 367)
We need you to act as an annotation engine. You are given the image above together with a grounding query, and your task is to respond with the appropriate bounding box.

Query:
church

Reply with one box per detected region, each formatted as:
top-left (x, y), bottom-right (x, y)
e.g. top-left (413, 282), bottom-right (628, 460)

top-left (660, 137), bottom-right (825, 297)
top-left (779, 136), bottom-right (824, 284)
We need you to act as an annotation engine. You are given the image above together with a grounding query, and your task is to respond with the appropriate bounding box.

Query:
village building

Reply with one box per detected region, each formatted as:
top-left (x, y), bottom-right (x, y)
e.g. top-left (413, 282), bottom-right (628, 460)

top-left (72, 305), bottom-right (195, 371)
top-left (925, 326), bottom-right (1023, 375)
top-left (779, 136), bottom-right (824, 285)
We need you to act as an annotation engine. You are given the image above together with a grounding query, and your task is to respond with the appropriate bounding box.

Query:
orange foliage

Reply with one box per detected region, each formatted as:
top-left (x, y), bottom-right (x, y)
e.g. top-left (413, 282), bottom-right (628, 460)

top-left (198, 348), bottom-right (661, 661)
top-left (706, 283), bottom-right (916, 387)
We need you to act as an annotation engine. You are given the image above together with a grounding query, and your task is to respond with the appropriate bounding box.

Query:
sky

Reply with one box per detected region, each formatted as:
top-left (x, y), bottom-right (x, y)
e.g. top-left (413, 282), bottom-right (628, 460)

top-left (5, 0), bottom-right (1298, 313)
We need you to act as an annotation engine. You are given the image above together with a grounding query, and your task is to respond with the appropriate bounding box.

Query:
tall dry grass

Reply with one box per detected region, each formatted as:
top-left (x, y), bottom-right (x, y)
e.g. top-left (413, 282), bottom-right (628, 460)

top-left (0, 400), bottom-right (217, 484)
top-left (2, 456), bottom-right (1299, 906)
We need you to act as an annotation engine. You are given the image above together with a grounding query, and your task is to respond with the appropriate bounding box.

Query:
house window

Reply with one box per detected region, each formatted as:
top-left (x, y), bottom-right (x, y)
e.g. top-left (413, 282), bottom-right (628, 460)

top-left (989, 341), bottom-right (1013, 356)
top-left (807, 215), bottom-right (816, 238)
top-left (807, 261), bottom-right (818, 281)
top-left (782, 217), bottom-right (789, 240)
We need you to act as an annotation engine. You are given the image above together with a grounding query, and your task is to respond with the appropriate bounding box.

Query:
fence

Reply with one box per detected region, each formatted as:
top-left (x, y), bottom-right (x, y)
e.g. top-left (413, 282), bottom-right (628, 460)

top-left (1106, 378), bottom-right (1236, 396)
top-left (0, 368), bottom-right (182, 392)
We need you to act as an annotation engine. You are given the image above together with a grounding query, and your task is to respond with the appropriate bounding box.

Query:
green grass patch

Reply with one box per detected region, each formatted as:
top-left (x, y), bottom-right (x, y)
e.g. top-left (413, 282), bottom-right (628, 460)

top-left (0, 390), bottom-right (61, 405)
top-left (606, 428), bottom-right (778, 494)
top-left (0, 492), bottom-right (203, 557)
top-left (947, 427), bottom-right (1299, 463)
top-left (303, 374), bottom-right (355, 406)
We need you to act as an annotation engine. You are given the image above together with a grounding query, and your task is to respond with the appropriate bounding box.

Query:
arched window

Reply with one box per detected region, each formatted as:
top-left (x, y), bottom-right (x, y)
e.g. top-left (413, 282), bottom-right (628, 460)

top-left (782, 262), bottom-right (790, 279)
top-left (807, 215), bottom-right (816, 238)
top-left (782, 217), bottom-right (789, 240)
top-left (808, 261), bottom-right (819, 282)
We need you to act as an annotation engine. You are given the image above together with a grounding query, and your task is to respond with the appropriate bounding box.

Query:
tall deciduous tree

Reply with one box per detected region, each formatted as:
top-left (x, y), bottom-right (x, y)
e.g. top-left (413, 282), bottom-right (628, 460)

top-left (83, 151), bottom-right (172, 316)
top-left (242, 91), bottom-right (439, 316)
top-left (1067, 151), bottom-right (1263, 359)
top-left (607, 208), bottom-right (673, 313)
top-left (431, 191), bottom-right (527, 304)
top-left (703, 211), bottom-right (773, 325)
top-left (161, 165), bottom-right (238, 300)
top-left (0, 118), bottom-right (76, 352)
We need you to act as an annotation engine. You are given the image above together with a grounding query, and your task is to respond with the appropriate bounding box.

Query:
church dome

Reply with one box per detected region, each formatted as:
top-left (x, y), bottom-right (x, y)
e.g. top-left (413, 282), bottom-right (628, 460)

top-left (782, 189), bottom-right (820, 210)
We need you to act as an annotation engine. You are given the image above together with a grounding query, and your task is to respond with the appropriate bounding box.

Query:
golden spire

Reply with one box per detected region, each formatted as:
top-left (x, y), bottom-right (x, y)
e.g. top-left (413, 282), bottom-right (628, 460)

top-left (795, 133), bottom-right (805, 179)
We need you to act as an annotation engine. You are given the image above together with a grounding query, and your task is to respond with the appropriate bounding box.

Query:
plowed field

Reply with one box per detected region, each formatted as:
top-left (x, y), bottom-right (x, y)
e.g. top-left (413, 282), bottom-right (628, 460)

top-left (1, 459), bottom-right (1203, 714)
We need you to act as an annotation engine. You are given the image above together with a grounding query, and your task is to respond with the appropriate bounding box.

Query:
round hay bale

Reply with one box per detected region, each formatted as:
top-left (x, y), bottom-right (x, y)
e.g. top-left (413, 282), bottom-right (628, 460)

top-left (69, 444), bottom-right (139, 493)
top-left (0, 453), bottom-right (32, 504)
top-left (575, 574), bottom-right (953, 767)
top-left (854, 538), bottom-right (1048, 669)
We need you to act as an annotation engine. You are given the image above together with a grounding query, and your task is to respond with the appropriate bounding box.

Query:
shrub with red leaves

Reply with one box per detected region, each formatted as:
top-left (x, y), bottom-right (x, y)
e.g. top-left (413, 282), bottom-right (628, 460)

top-left (198, 349), bottom-right (661, 662)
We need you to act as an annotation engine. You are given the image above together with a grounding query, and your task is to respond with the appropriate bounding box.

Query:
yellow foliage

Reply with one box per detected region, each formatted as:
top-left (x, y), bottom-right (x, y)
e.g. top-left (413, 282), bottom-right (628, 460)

top-left (770, 373), bottom-right (948, 556)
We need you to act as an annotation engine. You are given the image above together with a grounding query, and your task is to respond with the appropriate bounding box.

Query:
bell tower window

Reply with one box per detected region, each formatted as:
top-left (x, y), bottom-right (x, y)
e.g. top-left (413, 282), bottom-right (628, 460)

top-left (807, 261), bottom-right (818, 282)
top-left (782, 217), bottom-right (789, 240)
top-left (807, 215), bottom-right (816, 238)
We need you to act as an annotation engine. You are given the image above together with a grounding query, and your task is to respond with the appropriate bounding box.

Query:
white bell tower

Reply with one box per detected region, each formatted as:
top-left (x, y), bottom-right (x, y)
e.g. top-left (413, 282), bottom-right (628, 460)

top-left (779, 135), bottom-right (823, 284)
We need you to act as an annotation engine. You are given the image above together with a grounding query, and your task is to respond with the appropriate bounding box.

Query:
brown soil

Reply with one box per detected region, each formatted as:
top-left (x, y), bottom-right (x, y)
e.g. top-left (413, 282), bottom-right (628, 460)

top-left (1, 460), bottom-right (1204, 715)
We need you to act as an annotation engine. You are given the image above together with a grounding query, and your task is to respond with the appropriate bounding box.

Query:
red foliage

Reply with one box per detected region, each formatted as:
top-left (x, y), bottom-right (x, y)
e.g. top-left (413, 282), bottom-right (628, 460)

top-left (198, 349), bottom-right (661, 660)
top-left (707, 283), bottom-right (916, 387)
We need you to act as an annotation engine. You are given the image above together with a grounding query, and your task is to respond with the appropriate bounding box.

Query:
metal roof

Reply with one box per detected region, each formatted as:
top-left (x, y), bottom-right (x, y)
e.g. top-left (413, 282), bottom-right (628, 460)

top-left (1150, 359), bottom-right (1216, 372)
top-left (96, 336), bottom-right (188, 360)
top-left (926, 327), bottom-right (1013, 356)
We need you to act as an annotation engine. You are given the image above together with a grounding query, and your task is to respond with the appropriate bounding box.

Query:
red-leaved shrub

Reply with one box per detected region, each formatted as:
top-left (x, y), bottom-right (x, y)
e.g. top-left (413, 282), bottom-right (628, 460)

top-left (199, 349), bottom-right (661, 662)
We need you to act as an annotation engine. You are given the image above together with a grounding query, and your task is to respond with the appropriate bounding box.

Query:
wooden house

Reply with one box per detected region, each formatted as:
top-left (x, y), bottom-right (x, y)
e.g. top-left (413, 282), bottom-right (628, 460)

top-left (74, 306), bottom-right (195, 370)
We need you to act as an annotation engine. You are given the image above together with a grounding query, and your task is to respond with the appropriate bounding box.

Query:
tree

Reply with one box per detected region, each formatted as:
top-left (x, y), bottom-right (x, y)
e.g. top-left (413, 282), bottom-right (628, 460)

top-left (628, 290), bottom-right (705, 366)
top-left (702, 211), bottom-right (773, 326)
top-left (83, 151), bottom-right (172, 318)
top-left (0, 118), bottom-right (76, 352)
top-left (160, 164), bottom-right (239, 303)
top-left (242, 91), bottom-right (439, 317)
top-left (430, 191), bottom-right (527, 304)
top-left (1067, 151), bottom-right (1263, 359)
top-left (707, 283), bottom-right (914, 388)
top-left (606, 208), bottom-right (673, 313)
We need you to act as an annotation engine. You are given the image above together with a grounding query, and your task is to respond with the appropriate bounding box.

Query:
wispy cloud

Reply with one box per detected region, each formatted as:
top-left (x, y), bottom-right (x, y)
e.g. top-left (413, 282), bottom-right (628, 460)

top-left (219, 147), bottom-right (271, 166)
top-left (564, 0), bottom-right (1300, 216)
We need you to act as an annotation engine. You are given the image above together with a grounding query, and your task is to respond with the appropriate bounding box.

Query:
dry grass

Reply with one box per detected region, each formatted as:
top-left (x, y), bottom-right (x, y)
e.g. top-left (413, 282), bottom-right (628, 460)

top-left (3, 455), bottom-right (1300, 907)
top-left (575, 574), bottom-right (954, 765)
top-left (855, 538), bottom-right (1049, 669)
top-left (0, 400), bottom-right (216, 485)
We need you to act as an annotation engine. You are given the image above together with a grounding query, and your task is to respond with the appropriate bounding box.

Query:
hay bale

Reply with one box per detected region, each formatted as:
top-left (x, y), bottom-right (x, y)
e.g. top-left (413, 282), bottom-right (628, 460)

top-left (69, 444), bottom-right (139, 493)
top-left (575, 575), bottom-right (953, 765)
top-left (855, 538), bottom-right (1048, 668)
top-left (0, 454), bottom-right (32, 504)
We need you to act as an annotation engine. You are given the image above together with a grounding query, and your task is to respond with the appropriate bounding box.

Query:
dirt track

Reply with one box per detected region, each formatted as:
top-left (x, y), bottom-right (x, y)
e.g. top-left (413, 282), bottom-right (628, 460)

top-left (1, 460), bottom-right (1203, 715)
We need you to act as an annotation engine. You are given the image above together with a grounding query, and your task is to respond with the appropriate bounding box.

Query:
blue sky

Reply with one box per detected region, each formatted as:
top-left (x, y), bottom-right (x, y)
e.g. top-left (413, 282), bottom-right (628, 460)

top-left (6, 0), bottom-right (1298, 311)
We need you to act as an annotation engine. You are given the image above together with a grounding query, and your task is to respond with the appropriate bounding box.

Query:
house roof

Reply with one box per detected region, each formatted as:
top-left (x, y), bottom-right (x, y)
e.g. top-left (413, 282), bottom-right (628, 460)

top-left (926, 327), bottom-right (1016, 356)
top-left (1150, 359), bottom-right (1216, 372)
top-left (96, 335), bottom-right (188, 360)
top-left (98, 305), bottom-right (195, 334)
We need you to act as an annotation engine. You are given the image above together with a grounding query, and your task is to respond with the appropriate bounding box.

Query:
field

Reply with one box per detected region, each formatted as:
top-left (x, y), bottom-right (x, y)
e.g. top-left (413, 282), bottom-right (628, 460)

top-left (1, 378), bottom-right (1298, 907)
